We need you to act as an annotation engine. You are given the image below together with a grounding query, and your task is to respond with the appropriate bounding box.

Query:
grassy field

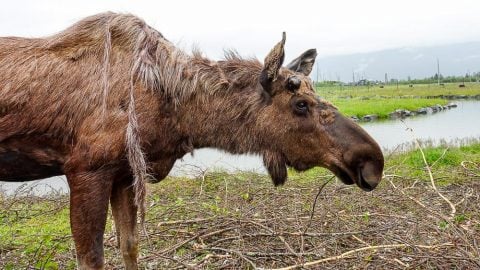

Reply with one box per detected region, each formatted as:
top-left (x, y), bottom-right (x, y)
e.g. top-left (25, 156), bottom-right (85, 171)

top-left (1, 142), bottom-right (479, 269)
top-left (318, 82), bottom-right (480, 99)
top-left (319, 82), bottom-right (480, 119)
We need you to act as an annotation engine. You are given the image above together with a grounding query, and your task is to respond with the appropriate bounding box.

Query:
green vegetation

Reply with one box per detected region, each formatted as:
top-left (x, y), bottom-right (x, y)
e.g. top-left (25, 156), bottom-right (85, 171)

top-left (315, 82), bottom-right (480, 119)
top-left (1, 142), bottom-right (479, 269)
top-left (318, 82), bottom-right (480, 99)
top-left (332, 97), bottom-right (447, 119)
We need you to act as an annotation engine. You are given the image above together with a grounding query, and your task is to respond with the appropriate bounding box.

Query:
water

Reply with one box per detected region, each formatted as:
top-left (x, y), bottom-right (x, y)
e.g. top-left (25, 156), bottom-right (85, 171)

top-left (362, 100), bottom-right (480, 150)
top-left (2, 100), bottom-right (479, 195)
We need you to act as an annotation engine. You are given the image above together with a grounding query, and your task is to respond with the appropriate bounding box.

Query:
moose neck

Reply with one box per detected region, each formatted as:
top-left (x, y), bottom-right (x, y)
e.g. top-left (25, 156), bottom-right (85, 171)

top-left (176, 56), bottom-right (270, 156)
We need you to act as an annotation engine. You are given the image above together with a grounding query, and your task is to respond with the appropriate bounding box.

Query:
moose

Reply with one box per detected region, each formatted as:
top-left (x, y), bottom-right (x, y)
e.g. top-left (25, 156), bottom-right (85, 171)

top-left (0, 13), bottom-right (384, 269)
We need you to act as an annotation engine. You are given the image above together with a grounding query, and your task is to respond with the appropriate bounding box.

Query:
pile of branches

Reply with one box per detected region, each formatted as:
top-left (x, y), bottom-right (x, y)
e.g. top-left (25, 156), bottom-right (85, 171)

top-left (1, 162), bottom-right (479, 269)
top-left (128, 164), bottom-right (480, 269)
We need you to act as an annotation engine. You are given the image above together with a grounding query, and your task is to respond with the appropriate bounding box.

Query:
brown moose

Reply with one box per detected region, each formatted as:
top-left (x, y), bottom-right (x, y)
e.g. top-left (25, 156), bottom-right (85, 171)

top-left (0, 13), bottom-right (384, 269)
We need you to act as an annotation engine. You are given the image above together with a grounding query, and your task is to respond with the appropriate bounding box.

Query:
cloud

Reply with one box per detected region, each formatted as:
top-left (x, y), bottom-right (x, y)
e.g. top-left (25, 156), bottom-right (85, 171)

top-left (413, 54), bottom-right (424, 60)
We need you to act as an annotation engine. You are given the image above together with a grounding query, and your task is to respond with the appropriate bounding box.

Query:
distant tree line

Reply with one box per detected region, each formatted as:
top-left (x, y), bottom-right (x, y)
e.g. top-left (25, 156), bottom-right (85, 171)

top-left (315, 71), bottom-right (480, 87)
top-left (405, 72), bottom-right (480, 84)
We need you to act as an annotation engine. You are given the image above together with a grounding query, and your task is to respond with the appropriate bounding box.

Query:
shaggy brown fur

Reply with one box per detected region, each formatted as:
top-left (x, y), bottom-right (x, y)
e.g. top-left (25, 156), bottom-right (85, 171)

top-left (0, 13), bottom-right (384, 269)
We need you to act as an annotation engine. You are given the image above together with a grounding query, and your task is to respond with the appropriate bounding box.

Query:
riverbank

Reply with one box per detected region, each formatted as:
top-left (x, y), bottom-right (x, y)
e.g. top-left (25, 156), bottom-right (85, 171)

top-left (320, 82), bottom-right (480, 120)
top-left (1, 143), bottom-right (479, 269)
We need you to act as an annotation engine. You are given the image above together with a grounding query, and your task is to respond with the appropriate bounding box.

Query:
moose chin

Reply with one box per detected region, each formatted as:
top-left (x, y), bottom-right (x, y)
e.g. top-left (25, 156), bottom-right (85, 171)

top-left (0, 12), bottom-right (384, 269)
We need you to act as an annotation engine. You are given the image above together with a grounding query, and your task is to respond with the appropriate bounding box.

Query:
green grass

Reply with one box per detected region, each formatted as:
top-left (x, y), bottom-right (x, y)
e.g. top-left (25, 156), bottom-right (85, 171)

top-left (332, 97), bottom-right (447, 119)
top-left (318, 82), bottom-right (480, 99)
top-left (0, 199), bottom-right (74, 269)
top-left (315, 82), bottom-right (480, 119)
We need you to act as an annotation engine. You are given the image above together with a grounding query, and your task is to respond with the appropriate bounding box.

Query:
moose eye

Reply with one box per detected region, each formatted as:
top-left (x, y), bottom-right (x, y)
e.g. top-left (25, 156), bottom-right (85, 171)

top-left (294, 100), bottom-right (309, 115)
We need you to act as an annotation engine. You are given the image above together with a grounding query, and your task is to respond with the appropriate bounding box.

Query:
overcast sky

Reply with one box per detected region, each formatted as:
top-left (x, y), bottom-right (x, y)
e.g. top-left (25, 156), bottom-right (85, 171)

top-left (1, 0), bottom-right (479, 62)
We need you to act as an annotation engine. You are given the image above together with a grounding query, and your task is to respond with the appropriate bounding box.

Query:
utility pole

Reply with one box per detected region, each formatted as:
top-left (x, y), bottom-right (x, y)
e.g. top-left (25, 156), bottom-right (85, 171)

top-left (437, 58), bottom-right (441, 85)
top-left (385, 73), bottom-right (388, 85)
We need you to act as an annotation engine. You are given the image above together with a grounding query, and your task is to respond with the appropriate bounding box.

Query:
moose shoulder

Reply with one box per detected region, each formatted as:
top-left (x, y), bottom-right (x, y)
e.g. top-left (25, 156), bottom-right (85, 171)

top-left (0, 13), bottom-right (384, 269)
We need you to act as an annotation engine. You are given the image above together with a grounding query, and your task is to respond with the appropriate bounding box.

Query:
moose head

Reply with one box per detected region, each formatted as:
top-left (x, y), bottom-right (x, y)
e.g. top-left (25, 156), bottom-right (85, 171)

top-left (253, 32), bottom-right (384, 191)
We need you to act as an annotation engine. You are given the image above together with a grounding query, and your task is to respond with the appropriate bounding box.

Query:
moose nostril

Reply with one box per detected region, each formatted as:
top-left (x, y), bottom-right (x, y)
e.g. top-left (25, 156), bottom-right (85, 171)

top-left (358, 161), bottom-right (382, 191)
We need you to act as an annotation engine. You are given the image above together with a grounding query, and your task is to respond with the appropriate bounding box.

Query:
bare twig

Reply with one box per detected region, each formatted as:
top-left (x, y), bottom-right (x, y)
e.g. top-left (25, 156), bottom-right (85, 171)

top-left (209, 247), bottom-right (257, 269)
top-left (401, 120), bottom-right (456, 219)
top-left (266, 243), bottom-right (453, 270)
top-left (303, 176), bottom-right (334, 234)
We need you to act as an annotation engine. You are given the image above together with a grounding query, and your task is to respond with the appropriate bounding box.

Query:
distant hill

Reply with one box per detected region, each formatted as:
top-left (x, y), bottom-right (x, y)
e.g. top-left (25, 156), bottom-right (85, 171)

top-left (314, 42), bottom-right (480, 82)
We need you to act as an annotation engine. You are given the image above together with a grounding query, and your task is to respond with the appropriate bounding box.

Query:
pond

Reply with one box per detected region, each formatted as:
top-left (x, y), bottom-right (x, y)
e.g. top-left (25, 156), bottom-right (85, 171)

top-left (2, 100), bottom-right (480, 195)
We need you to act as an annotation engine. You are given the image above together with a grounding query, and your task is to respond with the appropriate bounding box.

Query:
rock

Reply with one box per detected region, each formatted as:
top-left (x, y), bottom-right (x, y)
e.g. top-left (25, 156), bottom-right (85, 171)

top-left (350, 115), bottom-right (359, 122)
top-left (447, 102), bottom-right (458, 108)
top-left (389, 109), bottom-right (413, 119)
top-left (362, 114), bottom-right (378, 121)
top-left (431, 104), bottom-right (443, 112)
top-left (416, 107), bottom-right (428, 114)
top-left (388, 112), bottom-right (400, 119)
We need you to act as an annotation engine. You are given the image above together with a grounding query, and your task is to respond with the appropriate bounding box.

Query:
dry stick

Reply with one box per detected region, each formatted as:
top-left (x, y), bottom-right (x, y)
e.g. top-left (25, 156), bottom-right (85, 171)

top-left (158, 222), bottom-right (236, 255)
top-left (208, 226), bottom-right (393, 247)
top-left (278, 235), bottom-right (297, 256)
top-left (236, 226), bottom-right (393, 238)
top-left (351, 235), bottom-right (370, 247)
top-left (265, 243), bottom-right (453, 270)
top-left (199, 167), bottom-right (209, 196)
top-left (149, 253), bottom-right (196, 269)
top-left (461, 161), bottom-right (480, 177)
top-left (209, 247), bottom-right (257, 269)
top-left (196, 156), bottom-right (224, 196)
top-left (401, 121), bottom-right (456, 219)
top-left (244, 218), bottom-right (297, 256)
top-left (393, 258), bottom-right (410, 268)
top-left (157, 217), bottom-right (216, 226)
top-left (386, 160), bottom-right (479, 263)
top-left (387, 179), bottom-right (428, 210)
top-left (430, 147), bottom-right (449, 168)
top-left (303, 176), bottom-right (334, 235)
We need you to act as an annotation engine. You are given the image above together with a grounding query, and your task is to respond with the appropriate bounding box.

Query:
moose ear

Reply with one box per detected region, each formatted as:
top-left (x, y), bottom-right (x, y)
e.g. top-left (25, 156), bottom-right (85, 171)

top-left (286, 48), bottom-right (317, 76)
top-left (260, 32), bottom-right (286, 92)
